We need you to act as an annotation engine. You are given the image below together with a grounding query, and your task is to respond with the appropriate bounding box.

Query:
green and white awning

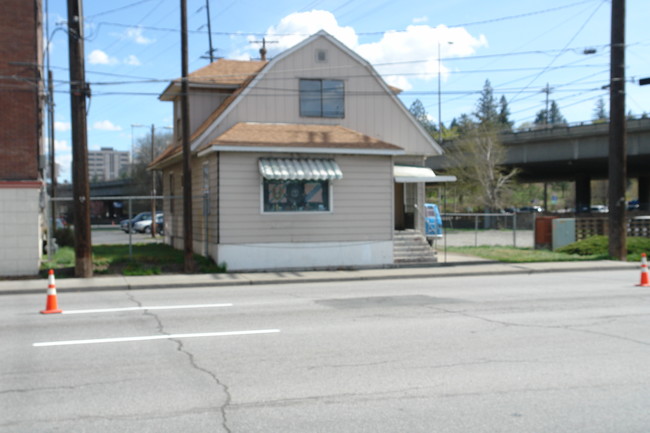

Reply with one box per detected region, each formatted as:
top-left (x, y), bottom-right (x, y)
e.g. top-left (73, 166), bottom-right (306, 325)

top-left (259, 158), bottom-right (343, 181)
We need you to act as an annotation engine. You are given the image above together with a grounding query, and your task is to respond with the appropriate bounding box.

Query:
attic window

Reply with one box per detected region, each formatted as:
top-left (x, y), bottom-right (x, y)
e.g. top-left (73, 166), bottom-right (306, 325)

top-left (316, 49), bottom-right (327, 63)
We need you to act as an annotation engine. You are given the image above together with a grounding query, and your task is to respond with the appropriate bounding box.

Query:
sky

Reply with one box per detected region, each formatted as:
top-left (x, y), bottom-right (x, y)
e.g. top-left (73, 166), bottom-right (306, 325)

top-left (45, 0), bottom-right (650, 183)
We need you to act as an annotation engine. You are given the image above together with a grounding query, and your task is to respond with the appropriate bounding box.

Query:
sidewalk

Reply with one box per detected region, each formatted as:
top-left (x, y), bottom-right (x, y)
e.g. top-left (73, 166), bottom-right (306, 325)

top-left (0, 253), bottom-right (638, 296)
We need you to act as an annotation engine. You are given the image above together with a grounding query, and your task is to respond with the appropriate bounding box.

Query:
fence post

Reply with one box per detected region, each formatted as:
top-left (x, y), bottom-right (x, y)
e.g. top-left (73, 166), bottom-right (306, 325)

top-left (474, 215), bottom-right (479, 247)
top-left (128, 198), bottom-right (133, 260)
top-left (513, 213), bottom-right (517, 248)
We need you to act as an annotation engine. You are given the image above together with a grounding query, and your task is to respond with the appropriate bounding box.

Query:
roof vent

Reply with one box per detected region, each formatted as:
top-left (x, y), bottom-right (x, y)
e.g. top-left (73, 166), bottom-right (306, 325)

top-left (316, 49), bottom-right (327, 63)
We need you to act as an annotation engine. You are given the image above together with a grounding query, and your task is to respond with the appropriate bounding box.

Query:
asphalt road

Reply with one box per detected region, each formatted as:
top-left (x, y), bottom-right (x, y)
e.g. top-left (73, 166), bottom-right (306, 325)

top-left (3, 270), bottom-right (650, 432)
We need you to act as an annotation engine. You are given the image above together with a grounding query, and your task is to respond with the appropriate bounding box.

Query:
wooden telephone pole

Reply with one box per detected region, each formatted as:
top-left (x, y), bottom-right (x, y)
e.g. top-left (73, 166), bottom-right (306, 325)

top-left (180, 0), bottom-right (195, 272)
top-left (67, 0), bottom-right (93, 277)
top-left (608, 0), bottom-right (627, 260)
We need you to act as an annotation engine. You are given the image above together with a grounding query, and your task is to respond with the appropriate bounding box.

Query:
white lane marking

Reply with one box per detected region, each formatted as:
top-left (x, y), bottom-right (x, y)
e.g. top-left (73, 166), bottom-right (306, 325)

top-left (61, 303), bottom-right (233, 315)
top-left (33, 329), bottom-right (280, 347)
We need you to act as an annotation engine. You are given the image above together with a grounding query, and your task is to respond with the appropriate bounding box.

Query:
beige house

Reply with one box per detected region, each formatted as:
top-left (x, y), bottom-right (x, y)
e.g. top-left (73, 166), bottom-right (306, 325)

top-left (152, 30), bottom-right (446, 271)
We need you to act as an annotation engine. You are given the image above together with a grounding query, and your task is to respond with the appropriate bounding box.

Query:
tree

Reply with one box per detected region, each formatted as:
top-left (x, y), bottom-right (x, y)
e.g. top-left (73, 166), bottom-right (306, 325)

top-left (593, 97), bottom-right (608, 123)
top-left (443, 122), bottom-right (519, 211)
top-left (498, 95), bottom-right (513, 132)
top-left (409, 99), bottom-right (437, 136)
top-left (126, 131), bottom-right (173, 196)
top-left (474, 79), bottom-right (499, 125)
top-left (534, 100), bottom-right (567, 127)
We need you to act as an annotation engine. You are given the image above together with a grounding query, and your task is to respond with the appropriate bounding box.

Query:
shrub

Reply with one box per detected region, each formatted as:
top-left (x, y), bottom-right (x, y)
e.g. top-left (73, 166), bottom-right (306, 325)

top-left (54, 227), bottom-right (75, 248)
top-left (556, 235), bottom-right (650, 261)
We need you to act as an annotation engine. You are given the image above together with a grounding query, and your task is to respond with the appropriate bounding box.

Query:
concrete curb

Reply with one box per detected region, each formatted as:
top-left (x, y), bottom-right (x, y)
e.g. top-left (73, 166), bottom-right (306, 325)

top-left (0, 260), bottom-right (638, 296)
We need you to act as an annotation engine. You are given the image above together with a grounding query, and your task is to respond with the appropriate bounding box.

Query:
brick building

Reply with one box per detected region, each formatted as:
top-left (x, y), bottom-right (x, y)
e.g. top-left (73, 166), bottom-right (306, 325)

top-left (0, 0), bottom-right (45, 276)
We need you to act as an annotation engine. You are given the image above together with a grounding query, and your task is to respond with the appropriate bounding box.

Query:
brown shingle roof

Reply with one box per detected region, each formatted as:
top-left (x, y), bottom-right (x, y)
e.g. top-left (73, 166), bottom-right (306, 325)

top-left (200, 122), bottom-right (404, 153)
top-left (186, 59), bottom-right (267, 86)
top-left (159, 59), bottom-right (267, 101)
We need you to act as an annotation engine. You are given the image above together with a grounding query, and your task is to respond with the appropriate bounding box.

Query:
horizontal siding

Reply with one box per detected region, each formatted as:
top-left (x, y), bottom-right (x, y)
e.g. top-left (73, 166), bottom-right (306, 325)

top-left (219, 152), bottom-right (393, 244)
top-left (200, 36), bottom-right (438, 157)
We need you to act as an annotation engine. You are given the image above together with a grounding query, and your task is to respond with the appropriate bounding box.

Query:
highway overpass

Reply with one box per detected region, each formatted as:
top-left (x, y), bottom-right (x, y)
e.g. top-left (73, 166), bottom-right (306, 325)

top-left (427, 118), bottom-right (650, 210)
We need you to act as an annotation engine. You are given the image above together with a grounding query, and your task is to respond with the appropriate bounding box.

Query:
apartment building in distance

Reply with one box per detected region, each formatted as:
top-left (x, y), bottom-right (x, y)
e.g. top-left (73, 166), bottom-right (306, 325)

top-left (88, 147), bottom-right (130, 181)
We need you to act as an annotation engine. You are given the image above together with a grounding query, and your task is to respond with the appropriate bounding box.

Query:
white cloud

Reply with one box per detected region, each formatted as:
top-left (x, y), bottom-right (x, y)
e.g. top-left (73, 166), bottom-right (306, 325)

top-left (244, 11), bottom-right (487, 90)
top-left (124, 27), bottom-right (155, 44)
top-left (357, 25), bottom-right (487, 90)
top-left (93, 120), bottom-right (122, 131)
top-left (54, 138), bottom-right (70, 153)
top-left (54, 121), bottom-right (70, 132)
top-left (124, 55), bottom-right (141, 66)
top-left (262, 10), bottom-right (358, 52)
top-left (53, 139), bottom-right (72, 180)
top-left (413, 16), bottom-right (429, 24)
top-left (88, 49), bottom-right (118, 65)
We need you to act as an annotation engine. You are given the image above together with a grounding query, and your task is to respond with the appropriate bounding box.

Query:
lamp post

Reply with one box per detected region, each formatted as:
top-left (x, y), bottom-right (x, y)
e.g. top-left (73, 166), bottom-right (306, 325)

top-left (130, 123), bottom-right (146, 175)
top-left (437, 41), bottom-right (453, 143)
top-left (132, 123), bottom-right (171, 237)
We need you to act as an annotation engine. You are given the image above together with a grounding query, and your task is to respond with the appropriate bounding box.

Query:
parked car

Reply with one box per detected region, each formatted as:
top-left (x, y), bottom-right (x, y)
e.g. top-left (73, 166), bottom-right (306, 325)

top-left (424, 203), bottom-right (443, 240)
top-left (590, 205), bottom-right (608, 213)
top-left (133, 213), bottom-right (164, 234)
top-left (120, 212), bottom-right (154, 233)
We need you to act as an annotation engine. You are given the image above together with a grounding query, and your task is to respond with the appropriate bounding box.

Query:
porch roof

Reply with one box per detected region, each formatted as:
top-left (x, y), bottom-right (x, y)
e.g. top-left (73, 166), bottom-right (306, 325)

top-left (394, 165), bottom-right (457, 183)
top-left (197, 122), bottom-right (405, 156)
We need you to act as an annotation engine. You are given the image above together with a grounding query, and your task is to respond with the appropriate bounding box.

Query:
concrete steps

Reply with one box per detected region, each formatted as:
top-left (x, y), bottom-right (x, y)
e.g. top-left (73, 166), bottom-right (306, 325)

top-left (393, 230), bottom-right (437, 264)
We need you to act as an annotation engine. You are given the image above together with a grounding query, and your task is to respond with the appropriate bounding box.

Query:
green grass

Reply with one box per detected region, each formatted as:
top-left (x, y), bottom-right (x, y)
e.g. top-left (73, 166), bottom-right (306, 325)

top-left (444, 235), bottom-right (650, 263)
top-left (443, 246), bottom-right (604, 263)
top-left (41, 244), bottom-right (227, 277)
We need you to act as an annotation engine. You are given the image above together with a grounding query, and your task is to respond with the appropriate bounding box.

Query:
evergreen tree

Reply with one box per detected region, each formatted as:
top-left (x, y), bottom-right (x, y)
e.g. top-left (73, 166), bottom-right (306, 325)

top-left (593, 97), bottom-right (608, 123)
top-left (409, 99), bottom-right (436, 136)
top-left (474, 79), bottom-right (499, 125)
top-left (534, 100), bottom-right (566, 127)
top-left (548, 101), bottom-right (566, 125)
top-left (498, 95), bottom-right (513, 131)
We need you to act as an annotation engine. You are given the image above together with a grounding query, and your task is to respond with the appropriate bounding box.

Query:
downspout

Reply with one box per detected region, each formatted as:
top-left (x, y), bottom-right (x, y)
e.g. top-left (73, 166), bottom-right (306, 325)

top-left (216, 151), bottom-right (220, 246)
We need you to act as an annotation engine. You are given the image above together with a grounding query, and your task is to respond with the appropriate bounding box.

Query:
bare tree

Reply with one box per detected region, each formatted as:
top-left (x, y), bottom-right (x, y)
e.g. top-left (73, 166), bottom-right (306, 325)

top-left (444, 123), bottom-right (518, 211)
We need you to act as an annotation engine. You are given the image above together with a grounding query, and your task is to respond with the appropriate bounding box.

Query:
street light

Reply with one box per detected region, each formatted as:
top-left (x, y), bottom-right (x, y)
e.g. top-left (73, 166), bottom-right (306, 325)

top-left (130, 123), bottom-right (146, 174)
top-left (437, 40), bottom-right (453, 144)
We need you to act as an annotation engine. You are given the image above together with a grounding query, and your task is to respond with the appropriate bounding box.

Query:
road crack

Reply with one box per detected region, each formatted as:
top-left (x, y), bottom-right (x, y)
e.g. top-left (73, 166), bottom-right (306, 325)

top-left (428, 305), bottom-right (650, 348)
top-left (125, 292), bottom-right (233, 433)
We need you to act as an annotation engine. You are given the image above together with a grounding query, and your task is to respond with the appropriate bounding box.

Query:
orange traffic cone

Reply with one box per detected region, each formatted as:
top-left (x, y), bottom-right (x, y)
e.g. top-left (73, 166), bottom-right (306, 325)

top-left (637, 253), bottom-right (650, 287)
top-left (40, 269), bottom-right (62, 314)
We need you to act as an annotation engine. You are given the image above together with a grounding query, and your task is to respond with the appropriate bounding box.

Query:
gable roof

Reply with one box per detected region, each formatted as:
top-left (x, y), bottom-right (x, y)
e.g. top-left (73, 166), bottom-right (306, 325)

top-left (197, 122), bottom-right (404, 156)
top-left (152, 31), bottom-right (440, 169)
top-left (159, 59), bottom-right (267, 101)
top-left (190, 30), bottom-right (442, 155)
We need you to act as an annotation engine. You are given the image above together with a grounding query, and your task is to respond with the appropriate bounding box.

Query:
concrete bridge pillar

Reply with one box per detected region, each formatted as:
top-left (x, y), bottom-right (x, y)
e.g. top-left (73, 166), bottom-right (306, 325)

top-left (575, 175), bottom-right (591, 213)
top-left (639, 176), bottom-right (650, 211)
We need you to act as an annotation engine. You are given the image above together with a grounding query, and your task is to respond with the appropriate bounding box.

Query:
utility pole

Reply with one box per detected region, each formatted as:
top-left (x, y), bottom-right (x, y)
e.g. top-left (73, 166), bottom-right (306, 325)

top-left (205, 0), bottom-right (214, 62)
top-left (542, 83), bottom-right (552, 126)
top-left (181, 0), bottom-right (195, 272)
top-left (67, 0), bottom-right (93, 277)
top-left (47, 69), bottom-right (56, 258)
top-left (150, 124), bottom-right (157, 237)
top-left (608, 0), bottom-right (627, 260)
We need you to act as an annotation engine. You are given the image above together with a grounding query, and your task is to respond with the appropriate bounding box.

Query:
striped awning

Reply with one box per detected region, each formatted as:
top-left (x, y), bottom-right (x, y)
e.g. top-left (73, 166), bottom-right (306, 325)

top-left (258, 158), bottom-right (343, 181)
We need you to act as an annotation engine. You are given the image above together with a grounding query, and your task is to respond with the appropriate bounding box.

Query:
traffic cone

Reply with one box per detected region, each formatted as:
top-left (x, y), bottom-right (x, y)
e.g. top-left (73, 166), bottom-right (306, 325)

top-left (637, 253), bottom-right (650, 287)
top-left (40, 269), bottom-right (62, 314)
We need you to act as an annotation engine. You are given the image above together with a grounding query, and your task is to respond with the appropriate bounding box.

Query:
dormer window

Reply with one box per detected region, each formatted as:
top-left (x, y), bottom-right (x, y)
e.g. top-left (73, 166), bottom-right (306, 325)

top-left (299, 79), bottom-right (344, 118)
